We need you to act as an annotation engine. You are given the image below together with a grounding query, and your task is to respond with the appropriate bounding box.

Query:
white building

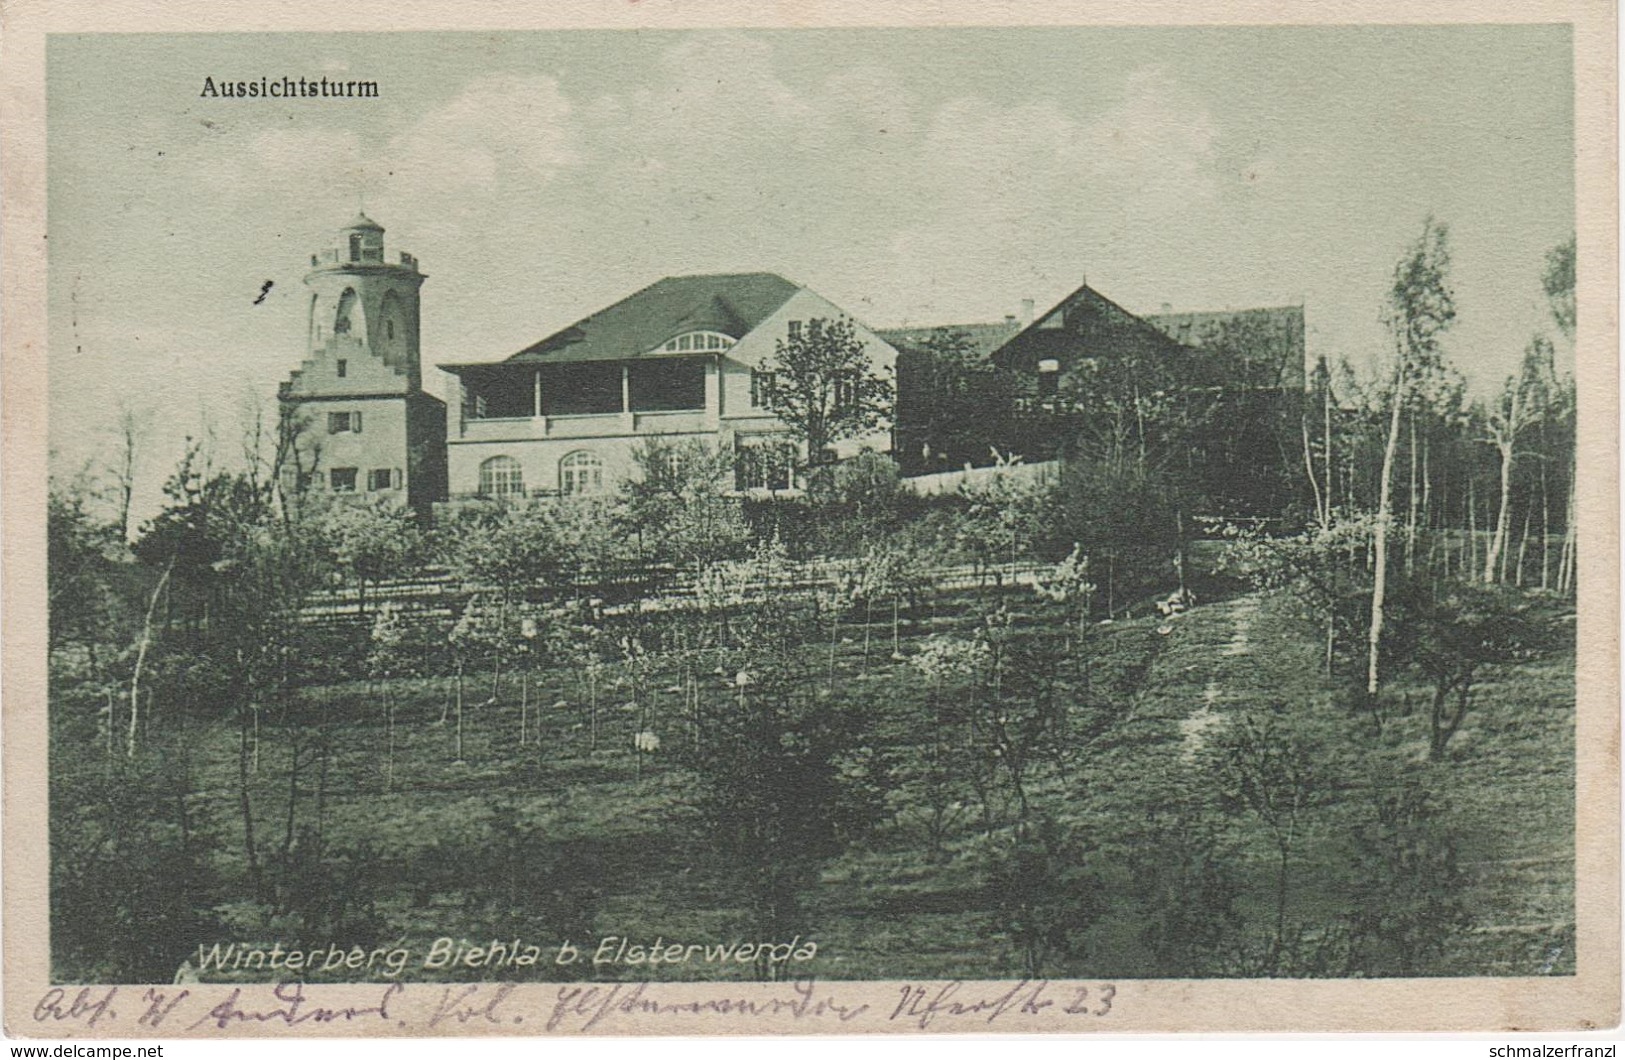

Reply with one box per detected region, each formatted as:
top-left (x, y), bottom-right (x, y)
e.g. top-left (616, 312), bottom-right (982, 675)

top-left (438, 273), bottom-right (897, 498)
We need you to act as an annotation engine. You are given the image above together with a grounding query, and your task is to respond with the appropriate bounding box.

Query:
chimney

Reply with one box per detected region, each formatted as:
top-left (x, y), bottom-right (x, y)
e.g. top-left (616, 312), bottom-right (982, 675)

top-left (1003, 314), bottom-right (1017, 325)
top-left (1019, 299), bottom-right (1035, 326)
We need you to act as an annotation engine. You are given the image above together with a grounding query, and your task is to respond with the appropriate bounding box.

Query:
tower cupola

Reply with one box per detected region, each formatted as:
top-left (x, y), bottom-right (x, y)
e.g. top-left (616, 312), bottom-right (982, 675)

top-left (303, 213), bottom-right (427, 386)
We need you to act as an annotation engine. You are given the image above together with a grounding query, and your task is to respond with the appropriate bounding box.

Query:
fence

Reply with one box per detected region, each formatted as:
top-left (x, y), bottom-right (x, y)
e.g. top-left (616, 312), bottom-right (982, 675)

top-left (899, 459), bottom-right (1061, 496)
top-left (300, 556), bottom-right (1056, 628)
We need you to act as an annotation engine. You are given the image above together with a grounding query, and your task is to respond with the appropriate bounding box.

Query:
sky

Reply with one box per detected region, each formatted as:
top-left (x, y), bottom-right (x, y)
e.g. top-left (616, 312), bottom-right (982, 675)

top-left (46, 26), bottom-right (1574, 521)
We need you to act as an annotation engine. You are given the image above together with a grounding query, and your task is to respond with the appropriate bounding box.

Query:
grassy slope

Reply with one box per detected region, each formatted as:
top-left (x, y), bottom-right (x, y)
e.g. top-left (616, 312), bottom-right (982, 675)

top-left (171, 587), bottom-right (1573, 981)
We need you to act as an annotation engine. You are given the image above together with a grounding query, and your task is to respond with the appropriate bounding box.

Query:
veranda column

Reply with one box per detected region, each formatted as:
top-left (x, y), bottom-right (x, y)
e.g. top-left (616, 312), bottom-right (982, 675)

top-left (704, 357), bottom-right (721, 430)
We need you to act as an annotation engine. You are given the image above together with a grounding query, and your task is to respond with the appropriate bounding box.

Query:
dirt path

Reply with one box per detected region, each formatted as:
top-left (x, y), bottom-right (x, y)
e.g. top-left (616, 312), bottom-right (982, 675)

top-left (1174, 594), bottom-right (1261, 759)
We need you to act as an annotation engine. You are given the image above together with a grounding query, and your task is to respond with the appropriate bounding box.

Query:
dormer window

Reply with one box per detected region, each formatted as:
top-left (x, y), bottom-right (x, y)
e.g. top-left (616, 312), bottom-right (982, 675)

top-left (349, 233), bottom-right (362, 261)
top-left (660, 331), bottom-right (735, 354)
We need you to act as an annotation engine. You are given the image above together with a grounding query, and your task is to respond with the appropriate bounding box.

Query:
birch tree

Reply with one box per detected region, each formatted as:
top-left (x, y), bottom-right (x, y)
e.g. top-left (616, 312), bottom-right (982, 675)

top-left (1481, 339), bottom-right (1549, 583)
top-left (1542, 236), bottom-right (1578, 596)
top-left (1369, 218), bottom-right (1455, 694)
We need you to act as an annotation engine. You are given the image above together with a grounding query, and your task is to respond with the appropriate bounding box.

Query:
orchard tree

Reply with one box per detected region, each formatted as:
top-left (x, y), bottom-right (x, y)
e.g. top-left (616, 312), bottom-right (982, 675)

top-left (1210, 709), bottom-right (1326, 972)
top-left (441, 502), bottom-right (577, 616)
top-left (1343, 778), bottom-right (1470, 974)
top-left (683, 657), bottom-right (882, 974)
top-left (760, 317), bottom-right (893, 470)
top-left (988, 814), bottom-right (1106, 978)
top-left (322, 499), bottom-right (426, 615)
top-left (622, 436), bottom-right (749, 567)
top-left (1383, 579), bottom-right (1558, 760)
top-left (366, 604), bottom-right (412, 790)
top-left (956, 453), bottom-right (1049, 587)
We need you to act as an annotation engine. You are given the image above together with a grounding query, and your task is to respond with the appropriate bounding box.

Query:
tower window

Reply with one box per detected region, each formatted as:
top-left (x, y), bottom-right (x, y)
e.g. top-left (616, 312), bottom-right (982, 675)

top-left (330, 467), bottom-right (358, 493)
top-left (386, 320), bottom-right (395, 341)
top-left (560, 450), bottom-right (604, 496)
top-left (336, 359), bottom-right (348, 378)
top-left (349, 233), bottom-right (362, 261)
top-left (479, 455), bottom-right (525, 498)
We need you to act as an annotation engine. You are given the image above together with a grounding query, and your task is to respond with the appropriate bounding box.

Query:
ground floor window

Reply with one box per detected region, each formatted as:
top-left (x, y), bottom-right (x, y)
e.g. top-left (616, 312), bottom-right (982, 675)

top-left (369, 467), bottom-right (402, 491)
top-left (329, 467), bottom-right (358, 493)
top-left (479, 455), bottom-right (525, 497)
top-left (735, 437), bottom-right (796, 491)
top-left (560, 450), bottom-right (604, 495)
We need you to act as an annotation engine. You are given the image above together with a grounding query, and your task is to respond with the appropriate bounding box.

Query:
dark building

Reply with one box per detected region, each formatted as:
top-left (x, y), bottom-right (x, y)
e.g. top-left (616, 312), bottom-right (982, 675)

top-left (888, 280), bottom-right (1309, 518)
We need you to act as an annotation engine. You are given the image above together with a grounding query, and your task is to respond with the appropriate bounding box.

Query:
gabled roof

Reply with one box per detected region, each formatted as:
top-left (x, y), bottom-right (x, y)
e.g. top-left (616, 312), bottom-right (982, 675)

top-left (987, 282), bottom-right (1191, 367)
top-left (504, 273), bottom-right (801, 365)
top-left (1143, 305), bottom-right (1306, 387)
top-left (877, 320), bottom-right (1024, 362)
top-left (1142, 305), bottom-right (1304, 350)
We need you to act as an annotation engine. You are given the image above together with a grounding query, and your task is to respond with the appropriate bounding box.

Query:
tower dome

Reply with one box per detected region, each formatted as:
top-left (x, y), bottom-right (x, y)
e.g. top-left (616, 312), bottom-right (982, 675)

top-left (302, 213), bottom-right (426, 384)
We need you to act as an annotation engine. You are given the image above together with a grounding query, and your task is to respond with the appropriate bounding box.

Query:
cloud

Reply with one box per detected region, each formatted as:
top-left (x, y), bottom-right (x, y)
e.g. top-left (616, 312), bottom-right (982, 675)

top-left (386, 73), bottom-right (579, 194)
top-left (1081, 65), bottom-right (1218, 204)
top-left (880, 65), bottom-right (1223, 321)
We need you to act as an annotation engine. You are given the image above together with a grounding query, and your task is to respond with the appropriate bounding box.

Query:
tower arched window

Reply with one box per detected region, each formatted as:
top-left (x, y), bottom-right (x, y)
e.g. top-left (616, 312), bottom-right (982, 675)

top-left (479, 455), bottom-right (525, 498)
top-left (380, 289), bottom-right (404, 348)
top-left (560, 450), bottom-right (604, 496)
top-left (334, 288), bottom-right (361, 336)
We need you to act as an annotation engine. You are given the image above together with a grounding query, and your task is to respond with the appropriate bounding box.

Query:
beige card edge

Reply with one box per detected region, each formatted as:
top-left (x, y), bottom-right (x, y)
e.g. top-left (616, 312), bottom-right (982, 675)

top-left (2, 0), bottom-right (1616, 1038)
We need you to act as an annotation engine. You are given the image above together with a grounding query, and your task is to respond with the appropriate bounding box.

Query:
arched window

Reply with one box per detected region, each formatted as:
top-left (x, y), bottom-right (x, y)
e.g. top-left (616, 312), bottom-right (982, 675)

top-left (560, 450), bottom-right (604, 496)
top-left (334, 288), bottom-right (361, 336)
top-left (479, 455), bottom-right (525, 497)
top-left (380, 290), bottom-right (404, 347)
top-left (660, 331), bottom-right (735, 354)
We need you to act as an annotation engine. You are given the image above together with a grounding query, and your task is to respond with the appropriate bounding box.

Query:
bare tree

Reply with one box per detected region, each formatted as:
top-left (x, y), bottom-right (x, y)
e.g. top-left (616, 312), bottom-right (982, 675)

top-left (107, 403), bottom-right (151, 543)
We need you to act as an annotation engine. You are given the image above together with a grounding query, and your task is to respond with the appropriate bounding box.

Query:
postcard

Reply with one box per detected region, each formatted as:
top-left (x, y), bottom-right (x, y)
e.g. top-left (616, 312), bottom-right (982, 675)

top-left (3, 0), bottom-right (1617, 1038)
